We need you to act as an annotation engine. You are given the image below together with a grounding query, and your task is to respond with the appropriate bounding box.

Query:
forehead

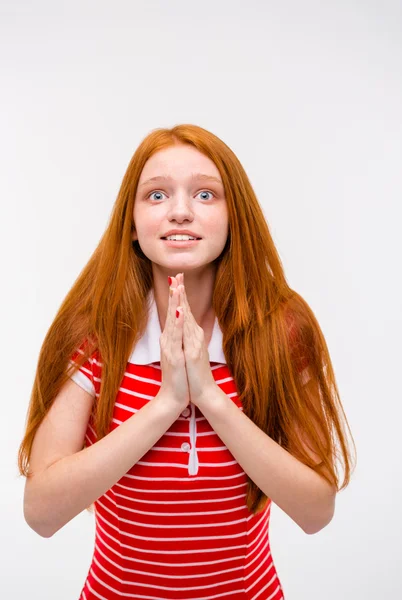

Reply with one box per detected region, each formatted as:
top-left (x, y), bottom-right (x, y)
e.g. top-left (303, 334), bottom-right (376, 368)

top-left (138, 145), bottom-right (222, 183)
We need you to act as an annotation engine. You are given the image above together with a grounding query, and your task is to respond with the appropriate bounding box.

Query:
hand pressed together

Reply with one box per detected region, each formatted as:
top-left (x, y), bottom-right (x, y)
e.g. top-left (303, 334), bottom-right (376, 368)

top-left (170, 273), bottom-right (218, 409)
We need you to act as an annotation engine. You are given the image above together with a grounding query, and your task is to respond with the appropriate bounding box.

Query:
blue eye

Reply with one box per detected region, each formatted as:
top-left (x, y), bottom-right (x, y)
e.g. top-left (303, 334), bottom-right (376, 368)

top-left (148, 191), bottom-right (165, 201)
top-left (147, 190), bottom-right (214, 201)
top-left (198, 190), bottom-right (214, 200)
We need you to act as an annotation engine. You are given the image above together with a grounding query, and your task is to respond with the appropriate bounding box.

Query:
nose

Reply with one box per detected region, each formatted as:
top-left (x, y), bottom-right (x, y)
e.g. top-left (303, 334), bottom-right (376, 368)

top-left (167, 196), bottom-right (196, 218)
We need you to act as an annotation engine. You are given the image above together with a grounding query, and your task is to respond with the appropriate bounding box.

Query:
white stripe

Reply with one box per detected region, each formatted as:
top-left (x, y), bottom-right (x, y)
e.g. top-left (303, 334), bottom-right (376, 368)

top-left (112, 479), bottom-right (247, 495)
top-left (93, 512), bottom-right (269, 559)
top-left (94, 539), bottom-right (249, 580)
top-left (96, 496), bottom-right (249, 530)
top-left (89, 564), bottom-right (248, 598)
top-left (103, 490), bottom-right (248, 517)
top-left (95, 516), bottom-right (248, 557)
top-left (134, 458), bottom-right (240, 469)
top-left (245, 554), bottom-right (275, 588)
top-left (129, 444), bottom-right (234, 451)
top-left (112, 489), bottom-right (247, 505)
top-left (119, 470), bottom-right (247, 482)
top-left (94, 524), bottom-right (254, 568)
top-left (96, 511), bottom-right (264, 554)
top-left (92, 554), bottom-right (248, 594)
top-left (249, 581), bottom-right (282, 600)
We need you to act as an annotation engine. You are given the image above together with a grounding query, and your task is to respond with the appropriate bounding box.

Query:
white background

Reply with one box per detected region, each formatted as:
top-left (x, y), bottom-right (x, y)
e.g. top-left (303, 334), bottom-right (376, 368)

top-left (2, 0), bottom-right (401, 598)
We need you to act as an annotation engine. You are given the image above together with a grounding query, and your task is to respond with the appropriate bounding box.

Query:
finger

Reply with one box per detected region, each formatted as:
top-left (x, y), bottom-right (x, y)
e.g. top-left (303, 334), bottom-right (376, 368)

top-left (176, 285), bottom-right (186, 329)
top-left (165, 285), bottom-right (179, 353)
top-left (173, 286), bottom-right (184, 351)
top-left (180, 284), bottom-right (189, 313)
top-left (179, 284), bottom-right (186, 324)
top-left (180, 286), bottom-right (199, 341)
top-left (170, 278), bottom-right (179, 311)
top-left (169, 277), bottom-right (177, 296)
top-left (166, 278), bottom-right (175, 337)
top-left (167, 277), bottom-right (180, 334)
top-left (178, 286), bottom-right (189, 343)
top-left (175, 284), bottom-right (184, 319)
top-left (171, 277), bottom-right (184, 336)
top-left (175, 279), bottom-right (184, 322)
top-left (177, 273), bottom-right (183, 286)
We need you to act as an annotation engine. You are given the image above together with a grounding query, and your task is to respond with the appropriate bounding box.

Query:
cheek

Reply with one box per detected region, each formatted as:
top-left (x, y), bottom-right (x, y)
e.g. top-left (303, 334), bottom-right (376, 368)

top-left (206, 213), bottom-right (226, 231)
top-left (134, 209), bottom-right (161, 234)
top-left (209, 220), bottom-right (229, 239)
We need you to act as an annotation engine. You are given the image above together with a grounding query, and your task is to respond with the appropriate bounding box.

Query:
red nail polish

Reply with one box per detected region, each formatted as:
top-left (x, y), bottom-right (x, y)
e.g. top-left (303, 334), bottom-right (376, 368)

top-left (168, 276), bottom-right (172, 285)
top-left (176, 309), bottom-right (180, 318)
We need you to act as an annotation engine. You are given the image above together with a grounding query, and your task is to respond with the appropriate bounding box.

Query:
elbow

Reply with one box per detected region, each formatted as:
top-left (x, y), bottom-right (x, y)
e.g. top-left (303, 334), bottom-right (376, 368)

top-left (302, 484), bottom-right (336, 535)
top-left (24, 500), bottom-right (55, 539)
top-left (25, 514), bottom-right (55, 538)
top-left (303, 497), bottom-right (336, 535)
top-left (303, 515), bottom-right (333, 535)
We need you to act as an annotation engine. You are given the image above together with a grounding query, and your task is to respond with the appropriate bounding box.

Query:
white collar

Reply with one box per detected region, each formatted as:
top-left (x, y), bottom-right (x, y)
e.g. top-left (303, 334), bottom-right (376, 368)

top-left (128, 288), bottom-right (226, 365)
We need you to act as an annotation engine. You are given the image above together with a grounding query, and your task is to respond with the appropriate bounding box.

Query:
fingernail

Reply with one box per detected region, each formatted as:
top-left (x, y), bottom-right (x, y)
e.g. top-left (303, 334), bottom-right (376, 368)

top-left (176, 308), bottom-right (180, 318)
top-left (168, 276), bottom-right (172, 285)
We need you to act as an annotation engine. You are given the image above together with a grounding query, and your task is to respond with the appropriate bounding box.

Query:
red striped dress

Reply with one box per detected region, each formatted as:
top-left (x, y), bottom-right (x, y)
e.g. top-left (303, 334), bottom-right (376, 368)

top-left (68, 289), bottom-right (306, 599)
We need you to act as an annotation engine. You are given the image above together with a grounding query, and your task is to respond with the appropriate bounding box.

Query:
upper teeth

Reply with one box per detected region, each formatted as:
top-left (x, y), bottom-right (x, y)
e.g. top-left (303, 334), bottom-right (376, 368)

top-left (166, 235), bottom-right (197, 240)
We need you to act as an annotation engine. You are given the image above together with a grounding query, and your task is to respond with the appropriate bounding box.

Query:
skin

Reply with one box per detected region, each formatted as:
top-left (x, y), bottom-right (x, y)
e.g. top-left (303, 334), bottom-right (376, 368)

top-left (132, 144), bottom-right (229, 339)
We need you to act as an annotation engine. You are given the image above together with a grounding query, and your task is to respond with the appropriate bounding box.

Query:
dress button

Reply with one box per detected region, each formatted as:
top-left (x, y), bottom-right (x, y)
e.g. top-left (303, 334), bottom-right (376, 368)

top-left (181, 442), bottom-right (191, 452)
top-left (181, 407), bottom-right (191, 417)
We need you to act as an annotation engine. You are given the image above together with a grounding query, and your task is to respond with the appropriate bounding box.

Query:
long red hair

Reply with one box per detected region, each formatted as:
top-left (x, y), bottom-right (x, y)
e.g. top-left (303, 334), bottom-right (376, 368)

top-left (17, 124), bottom-right (356, 515)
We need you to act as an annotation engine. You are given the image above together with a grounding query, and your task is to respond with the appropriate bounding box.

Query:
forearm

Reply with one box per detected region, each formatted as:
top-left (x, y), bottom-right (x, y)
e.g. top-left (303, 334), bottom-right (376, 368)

top-left (24, 393), bottom-right (181, 538)
top-left (200, 386), bottom-right (335, 534)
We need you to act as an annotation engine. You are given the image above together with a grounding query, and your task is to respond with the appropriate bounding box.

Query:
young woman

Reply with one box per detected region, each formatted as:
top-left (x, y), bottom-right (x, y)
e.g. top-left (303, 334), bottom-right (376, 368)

top-left (18, 124), bottom-right (356, 599)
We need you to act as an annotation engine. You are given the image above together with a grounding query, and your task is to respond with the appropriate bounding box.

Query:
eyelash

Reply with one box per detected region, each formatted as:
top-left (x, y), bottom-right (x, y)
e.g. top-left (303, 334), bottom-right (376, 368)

top-left (146, 190), bottom-right (215, 202)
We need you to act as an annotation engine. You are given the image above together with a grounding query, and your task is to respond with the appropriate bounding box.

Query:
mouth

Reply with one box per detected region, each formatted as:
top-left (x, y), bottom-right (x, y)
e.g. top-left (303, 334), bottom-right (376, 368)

top-left (161, 238), bottom-right (202, 247)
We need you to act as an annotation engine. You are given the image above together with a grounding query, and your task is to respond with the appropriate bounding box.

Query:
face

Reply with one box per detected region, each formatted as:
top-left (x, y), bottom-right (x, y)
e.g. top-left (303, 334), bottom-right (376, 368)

top-left (132, 144), bottom-right (229, 278)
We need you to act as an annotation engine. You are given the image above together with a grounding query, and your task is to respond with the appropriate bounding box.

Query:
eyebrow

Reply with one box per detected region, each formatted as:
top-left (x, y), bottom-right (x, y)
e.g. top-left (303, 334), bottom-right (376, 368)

top-left (139, 173), bottom-right (223, 187)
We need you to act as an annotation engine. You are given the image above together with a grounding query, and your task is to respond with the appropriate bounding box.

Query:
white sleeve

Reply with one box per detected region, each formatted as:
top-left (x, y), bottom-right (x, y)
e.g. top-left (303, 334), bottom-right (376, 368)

top-left (66, 344), bottom-right (96, 398)
top-left (69, 366), bottom-right (96, 397)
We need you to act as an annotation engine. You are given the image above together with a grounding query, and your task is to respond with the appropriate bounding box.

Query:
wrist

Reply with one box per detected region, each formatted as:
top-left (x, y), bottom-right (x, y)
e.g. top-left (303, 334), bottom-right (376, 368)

top-left (153, 390), bottom-right (187, 419)
top-left (196, 383), bottom-right (227, 415)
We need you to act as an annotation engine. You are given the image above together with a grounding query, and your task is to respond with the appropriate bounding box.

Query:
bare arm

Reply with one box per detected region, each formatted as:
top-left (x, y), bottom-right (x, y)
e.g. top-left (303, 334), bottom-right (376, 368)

top-left (24, 381), bottom-right (180, 538)
top-left (199, 385), bottom-right (335, 535)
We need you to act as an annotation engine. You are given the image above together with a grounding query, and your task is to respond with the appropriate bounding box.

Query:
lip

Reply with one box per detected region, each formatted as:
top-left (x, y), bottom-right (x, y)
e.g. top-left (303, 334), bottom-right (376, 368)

top-left (162, 239), bottom-right (201, 248)
top-left (161, 230), bottom-right (202, 238)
